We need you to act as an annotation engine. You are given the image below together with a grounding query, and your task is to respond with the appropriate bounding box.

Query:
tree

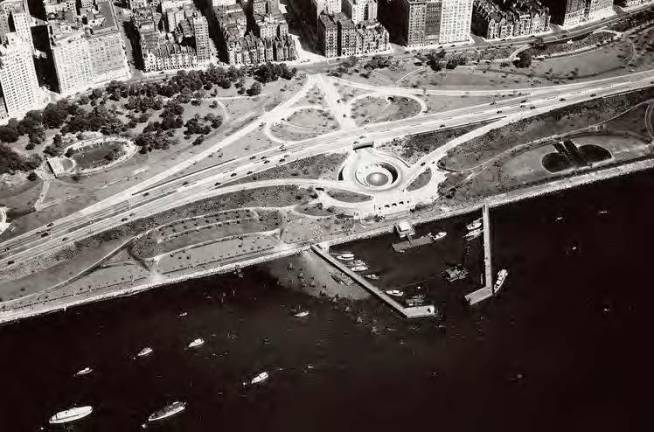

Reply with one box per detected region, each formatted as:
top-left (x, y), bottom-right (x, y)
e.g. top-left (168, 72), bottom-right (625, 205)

top-left (43, 101), bottom-right (70, 128)
top-left (247, 81), bottom-right (262, 96)
top-left (513, 51), bottom-right (532, 68)
top-left (0, 126), bottom-right (19, 143)
top-left (27, 171), bottom-right (38, 181)
top-left (0, 143), bottom-right (42, 174)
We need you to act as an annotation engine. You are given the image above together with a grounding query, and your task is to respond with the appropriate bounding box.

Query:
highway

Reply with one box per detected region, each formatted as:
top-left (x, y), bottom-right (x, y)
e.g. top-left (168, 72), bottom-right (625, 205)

top-left (1, 69), bottom-right (654, 271)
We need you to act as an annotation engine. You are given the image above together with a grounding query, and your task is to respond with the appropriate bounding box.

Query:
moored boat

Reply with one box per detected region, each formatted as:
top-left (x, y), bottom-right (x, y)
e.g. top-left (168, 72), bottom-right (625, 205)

top-left (493, 269), bottom-right (508, 292)
top-left (49, 406), bottom-right (93, 424)
top-left (250, 371), bottom-right (269, 385)
top-left (187, 338), bottom-right (204, 348)
top-left (336, 252), bottom-right (354, 261)
top-left (349, 265), bottom-right (368, 272)
top-left (466, 219), bottom-right (482, 231)
top-left (365, 274), bottom-right (380, 281)
top-left (136, 347), bottom-right (153, 358)
top-left (464, 228), bottom-right (482, 240)
top-left (74, 367), bottom-right (93, 377)
top-left (385, 289), bottom-right (404, 297)
top-left (147, 401), bottom-right (186, 422)
top-left (294, 311), bottom-right (310, 318)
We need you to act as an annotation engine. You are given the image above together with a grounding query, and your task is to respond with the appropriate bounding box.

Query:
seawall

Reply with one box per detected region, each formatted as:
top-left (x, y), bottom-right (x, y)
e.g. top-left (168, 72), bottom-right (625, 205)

top-left (2, 156), bottom-right (654, 325)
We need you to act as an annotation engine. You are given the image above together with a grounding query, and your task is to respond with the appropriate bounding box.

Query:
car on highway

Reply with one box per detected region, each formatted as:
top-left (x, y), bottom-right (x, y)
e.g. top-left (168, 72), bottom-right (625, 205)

top-left (230, 173), bottom-right (237, 177)
top-left (496, 110), bottom-right (503, 114)
top-left (560, 98), bottom-right (566, 101)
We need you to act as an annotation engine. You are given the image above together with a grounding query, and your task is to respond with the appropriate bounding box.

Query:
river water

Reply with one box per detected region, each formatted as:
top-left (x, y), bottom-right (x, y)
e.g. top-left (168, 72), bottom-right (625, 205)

top-left (1, 171), bottom-right (653, 431)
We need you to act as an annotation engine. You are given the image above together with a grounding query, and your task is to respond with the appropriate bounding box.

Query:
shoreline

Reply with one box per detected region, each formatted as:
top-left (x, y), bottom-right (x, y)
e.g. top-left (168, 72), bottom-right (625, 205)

top-left (2, 156), bottom-right (654, 325)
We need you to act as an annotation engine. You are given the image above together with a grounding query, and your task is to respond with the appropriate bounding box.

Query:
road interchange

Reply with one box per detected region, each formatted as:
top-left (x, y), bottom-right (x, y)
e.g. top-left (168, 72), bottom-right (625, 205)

top-left (1, 69), bottom-right (654, 272)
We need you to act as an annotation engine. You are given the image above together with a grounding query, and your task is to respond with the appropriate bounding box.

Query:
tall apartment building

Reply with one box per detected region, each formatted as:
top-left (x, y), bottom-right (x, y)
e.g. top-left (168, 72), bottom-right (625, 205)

top-left (212, 0), bottom-right (236, 6)
top-left (192, 13), bottom-right (210, 61)
top-left (48, 0), bottom-right (128, 94)
top-left (0, 0), bottom-right (33, 47)
top-left (318, 12), bottom-right (338, 57)
top-left (312, 0), bottom-right (341, 22)
top-left (544, 0), bottom-right (613, 26)
top-left (0, 33), bottom-right (40, 117)
top-left (385, 0), bottom-right (471, 47)
top-left (439, 0), bottom-right (473, 43)
top-left (337, 13), bottom-right (356, 55)
top-left (50, 30), bottom-right (93, 93)
top-left (43, 0), bottom-right (76, 16)
top-left (343, 0), bottom-right (378, 24)
top-left (586, 0), bottom-right (614, 19)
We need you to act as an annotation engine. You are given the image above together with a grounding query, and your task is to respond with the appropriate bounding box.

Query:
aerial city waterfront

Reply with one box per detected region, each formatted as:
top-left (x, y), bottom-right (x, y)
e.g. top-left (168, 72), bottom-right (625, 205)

top-left (0, 0), bottom-right (654, 429)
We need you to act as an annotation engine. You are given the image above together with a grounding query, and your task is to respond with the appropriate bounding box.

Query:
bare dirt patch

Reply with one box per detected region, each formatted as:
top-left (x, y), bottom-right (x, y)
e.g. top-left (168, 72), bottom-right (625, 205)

top-left (379, 121), bottom-right (490, 165)
top-left (270, 108), bottom-right (339, 141)
top-left (407, 168), bottom-right (432, 191)
top-left (326, 189), bottom-right (372, 203)
top-left (350, 96), bottom-right (421, 126)
top-left (236, 153), bottom-right (347, 184)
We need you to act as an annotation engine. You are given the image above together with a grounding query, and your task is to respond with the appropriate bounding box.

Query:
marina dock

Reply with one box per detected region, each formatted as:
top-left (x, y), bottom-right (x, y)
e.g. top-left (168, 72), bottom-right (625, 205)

top-left (465, 205), bottom-right (495, 306)
top-left (311, 245), bottom-right (436, 319)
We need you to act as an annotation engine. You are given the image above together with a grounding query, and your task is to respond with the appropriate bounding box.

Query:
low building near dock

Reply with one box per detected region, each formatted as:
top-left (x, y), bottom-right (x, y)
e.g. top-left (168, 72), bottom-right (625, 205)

top-left (394, 220), bottom-right (414, 238)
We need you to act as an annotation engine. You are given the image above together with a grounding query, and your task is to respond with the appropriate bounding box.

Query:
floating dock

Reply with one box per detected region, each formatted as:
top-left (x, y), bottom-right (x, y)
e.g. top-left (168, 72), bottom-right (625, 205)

top-left (311, 245), bottom-right (436, 319)
top-left (464, 287), bottom-right (493, 305)
top-left (392, 233), bottom-right (437, 252)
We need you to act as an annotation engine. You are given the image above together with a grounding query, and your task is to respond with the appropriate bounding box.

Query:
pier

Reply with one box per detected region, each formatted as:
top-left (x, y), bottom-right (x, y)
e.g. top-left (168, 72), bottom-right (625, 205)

top-left (311, 245), bottom-right (436, 319)
top-left (465, 205), bottom-right (495, 306)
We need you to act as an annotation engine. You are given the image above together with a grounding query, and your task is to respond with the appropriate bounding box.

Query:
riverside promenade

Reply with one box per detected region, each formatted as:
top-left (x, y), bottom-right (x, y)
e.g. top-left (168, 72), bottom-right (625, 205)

top-left (2, 156), bottom-right (654, 324)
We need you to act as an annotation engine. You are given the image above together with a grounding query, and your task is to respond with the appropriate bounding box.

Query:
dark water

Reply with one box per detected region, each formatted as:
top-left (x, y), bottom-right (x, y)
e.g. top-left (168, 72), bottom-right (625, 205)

top-left (2, 171), bottom-right (654, 432)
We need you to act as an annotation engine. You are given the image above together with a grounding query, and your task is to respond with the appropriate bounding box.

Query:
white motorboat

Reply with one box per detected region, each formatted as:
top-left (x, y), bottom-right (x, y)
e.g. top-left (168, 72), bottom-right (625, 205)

top-left (494, 269), bottom-right (508, 292)
top-left (136, 347), bottom-right (153, 358)
top-left (466, 219), bottom-right (482, 231)
top-left (336, 253), bottom-right (355, 261)
top-left (147, 401), bottom-right (186, 422)
top-left (74, 367), bottom-right (93, 377)
top-left (250, 371), bottom-right (269, 385)
top-left (187, 338), bottom-right (204, 348)
top-left (349, 265), bottom-right (368, 272)
top-left (49, 406), bottom-right (93, 424)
